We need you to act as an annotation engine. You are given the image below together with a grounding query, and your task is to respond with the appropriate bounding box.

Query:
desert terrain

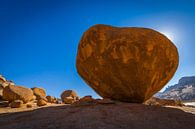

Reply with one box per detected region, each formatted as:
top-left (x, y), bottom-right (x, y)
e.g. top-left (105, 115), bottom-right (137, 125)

top-left (0, 102), bottom-right (194, 129)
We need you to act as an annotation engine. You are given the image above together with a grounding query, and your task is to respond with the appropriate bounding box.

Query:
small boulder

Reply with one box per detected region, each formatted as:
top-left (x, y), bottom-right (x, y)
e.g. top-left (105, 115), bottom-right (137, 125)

top-left (37, 99), bottom-right (47, 106)
top-left (61, 90), bottom-right (79, 103)
top-left (46, 95), bottom-right (56, 103)
top-left (26, 104), bottom-right (33, 108)
top-left (72, 95), bottom-right (97, 106)
top-left (63, 97), bottom-right (75, 104)
top-left (3, 85), bottom-right (34, 103)
top-left (10, 100), bottom-right (23, 108)
top-left (79, 95), bottom-right (96, 103)
top-left (32, 87), bottom-right (46, 99)
top-left (36, 95), bottom-right (48, 102)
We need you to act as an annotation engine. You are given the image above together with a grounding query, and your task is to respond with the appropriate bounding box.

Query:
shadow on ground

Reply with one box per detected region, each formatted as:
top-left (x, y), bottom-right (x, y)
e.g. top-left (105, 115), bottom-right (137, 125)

top-left (0, 103), bottom-right (194, 129)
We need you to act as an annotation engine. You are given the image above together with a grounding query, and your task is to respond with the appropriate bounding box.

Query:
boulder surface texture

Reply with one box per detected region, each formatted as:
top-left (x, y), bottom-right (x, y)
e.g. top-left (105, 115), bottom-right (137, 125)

top-left (61, 90), bottom-right (79, 104)
top-left (32, 87), bottom-right (46, 98)
top-left (3, 85), bottom-right (34, 103)
top-left (76, 24), bottom-right (179, 103)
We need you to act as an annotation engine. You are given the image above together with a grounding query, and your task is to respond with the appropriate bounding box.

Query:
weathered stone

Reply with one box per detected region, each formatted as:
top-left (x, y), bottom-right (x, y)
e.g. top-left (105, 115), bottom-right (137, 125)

top-left (63, 97), bottom-right (74, 104)
top-left (0, 75), bottom-right (6, 83)
top-left (61, 90), bottom-right (79, 103)
top-left (144, 97), bottom-right (184, 106)
top-left (46, 95), bottom-right (57, 103)
top-left (3, 85), bottom-right (34, 103)
top-left (72, 95), bottom-right (97, 106)
top-left (37, 99), bottom-right (47, 106)
top-left (32, 87), bottom-right (46, 99)
top-left (79, 95), bottom-right (96, 103)
top-left (1, 81), bottom-right (15, 87)
top-left (32, 95), bottom-right (36, 100)
top-left (0, 75), bottom-right (7, 98)
top-left (0, 81), bottom-right (15, 99)
top-left (76, 24), bottom-right (179, 103)
top-left (26, 103), bottom-right (33, 108)
top-left (36, 95), bottom-right (48, 102)
top-left (10, 100), bottom-right (23, 108)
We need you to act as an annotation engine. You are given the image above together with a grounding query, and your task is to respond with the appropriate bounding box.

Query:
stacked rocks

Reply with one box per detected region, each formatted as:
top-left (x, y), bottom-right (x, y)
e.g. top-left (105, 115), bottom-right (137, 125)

top-left (32, 87), bottom-right (47, 106)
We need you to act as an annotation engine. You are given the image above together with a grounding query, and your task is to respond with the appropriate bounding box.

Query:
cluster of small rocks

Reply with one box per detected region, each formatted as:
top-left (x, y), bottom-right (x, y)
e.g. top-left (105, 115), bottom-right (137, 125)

top-left (72, 95), bottom-right (115, 106)
top-left (0, 75), bottom-right (61, 108)
top-left (60, 90), bottom-right (116, 106)
top-left (0, 75), bottom-right (115, 109)
top-left (144, 97), bottom-right (184, 107)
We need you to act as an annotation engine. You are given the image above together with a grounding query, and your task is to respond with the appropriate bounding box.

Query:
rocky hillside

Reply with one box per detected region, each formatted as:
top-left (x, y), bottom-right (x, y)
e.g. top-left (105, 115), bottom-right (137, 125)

top-left (156, 76), bottom-right (195, 101)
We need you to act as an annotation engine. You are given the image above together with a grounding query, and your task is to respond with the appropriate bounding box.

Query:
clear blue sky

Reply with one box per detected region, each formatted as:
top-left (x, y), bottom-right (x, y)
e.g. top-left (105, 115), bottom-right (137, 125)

top-left (0, 0), bottom-right (195, 98)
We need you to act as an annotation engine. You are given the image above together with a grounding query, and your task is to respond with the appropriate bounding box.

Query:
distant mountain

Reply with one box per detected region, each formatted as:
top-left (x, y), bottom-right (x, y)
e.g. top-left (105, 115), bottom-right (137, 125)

top-left (155, 76), bottom-right (195, 102)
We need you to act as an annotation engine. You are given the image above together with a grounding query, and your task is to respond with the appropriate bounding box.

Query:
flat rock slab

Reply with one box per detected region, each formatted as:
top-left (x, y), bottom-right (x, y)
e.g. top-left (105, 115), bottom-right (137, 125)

top-left (0, 103), bottom-right (194, 129)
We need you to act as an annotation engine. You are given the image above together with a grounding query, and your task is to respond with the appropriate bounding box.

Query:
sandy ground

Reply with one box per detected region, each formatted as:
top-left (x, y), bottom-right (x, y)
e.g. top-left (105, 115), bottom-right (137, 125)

top-left (166, 105), bottom-right (195, 114)
top-left (0, 103), bottom-right (194, 129)
top-left (184, 102), bottom-right (195, 106)
top-left (0, 103), bottom-right (64, 114)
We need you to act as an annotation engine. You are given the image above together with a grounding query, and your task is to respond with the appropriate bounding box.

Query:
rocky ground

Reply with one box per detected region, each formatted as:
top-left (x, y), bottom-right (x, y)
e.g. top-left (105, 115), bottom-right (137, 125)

top-left (0, 103), bottom-right (63, 114)
top-left (184, 102), bottom-right (195, 106)
top-left (0, 103), bottom-right (194, 129)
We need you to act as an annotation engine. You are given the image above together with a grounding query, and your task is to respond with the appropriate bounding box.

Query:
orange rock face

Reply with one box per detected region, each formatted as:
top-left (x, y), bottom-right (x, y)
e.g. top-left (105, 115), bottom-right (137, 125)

top-left (61, 90), bottom-right (79, 104)
top-left (32, 87), bottom-right (46, 99)
top-left (3, 85), bottom-right (34, 103)
top-left (76, 24), bottom-right (179, 103)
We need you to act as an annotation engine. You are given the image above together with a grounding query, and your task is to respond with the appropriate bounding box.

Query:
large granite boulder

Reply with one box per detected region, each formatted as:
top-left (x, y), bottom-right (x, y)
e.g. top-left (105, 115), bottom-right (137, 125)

top-left (3, 85), bottom-right (34, 103)
top-left (76, 24), bottom-right (179, 103)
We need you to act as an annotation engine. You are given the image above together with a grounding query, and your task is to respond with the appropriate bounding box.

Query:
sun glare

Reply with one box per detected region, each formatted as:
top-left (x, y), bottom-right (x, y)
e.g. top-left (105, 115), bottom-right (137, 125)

top-left (160, 31), bottom-right (175, 42)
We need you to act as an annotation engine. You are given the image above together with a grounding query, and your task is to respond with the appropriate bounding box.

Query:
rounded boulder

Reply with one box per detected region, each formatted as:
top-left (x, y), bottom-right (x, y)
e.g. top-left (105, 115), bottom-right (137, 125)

top-left (32, 87), bottom-right (46, 99)
top-left (76, 24), bottom-right (179, 103)
top-left (3, 85), bottom-right (34, 103)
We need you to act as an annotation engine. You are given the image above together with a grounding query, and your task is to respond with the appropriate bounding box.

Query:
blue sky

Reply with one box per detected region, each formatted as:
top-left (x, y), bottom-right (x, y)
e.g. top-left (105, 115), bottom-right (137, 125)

top-left (0, 0), bottom-right (195, 98)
